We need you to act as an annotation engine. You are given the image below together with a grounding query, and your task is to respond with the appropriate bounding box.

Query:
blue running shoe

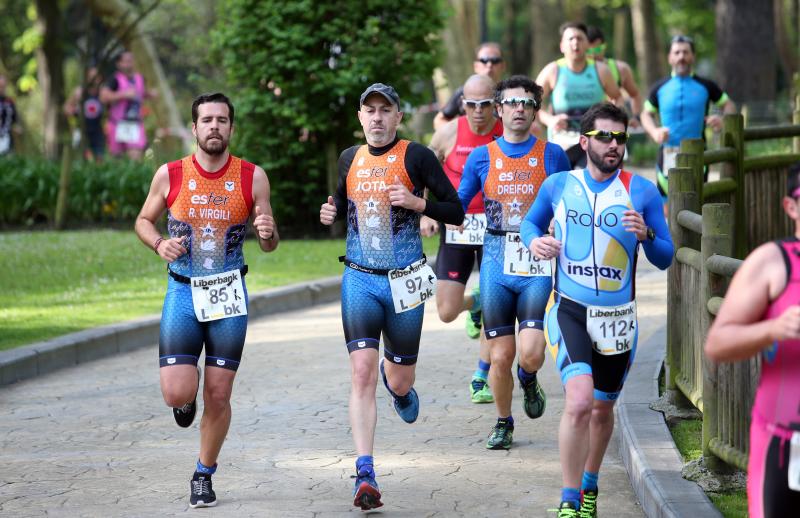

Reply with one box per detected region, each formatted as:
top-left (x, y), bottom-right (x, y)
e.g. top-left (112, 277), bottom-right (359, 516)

top-left (352, 471), bottom-right (383, 510)
top-left (379, 358), bottom-right (419, 423)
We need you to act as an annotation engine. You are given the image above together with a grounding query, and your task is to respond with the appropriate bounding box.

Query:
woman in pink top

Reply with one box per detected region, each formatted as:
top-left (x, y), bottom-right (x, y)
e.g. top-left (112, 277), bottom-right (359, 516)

top-left (706, 163), bottom-right (800, 518)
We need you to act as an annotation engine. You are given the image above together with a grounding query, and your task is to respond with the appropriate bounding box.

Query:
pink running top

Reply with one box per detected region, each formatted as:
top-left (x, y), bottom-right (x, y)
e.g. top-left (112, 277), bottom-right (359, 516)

top-left (756, 238), bottom-right (800, 431)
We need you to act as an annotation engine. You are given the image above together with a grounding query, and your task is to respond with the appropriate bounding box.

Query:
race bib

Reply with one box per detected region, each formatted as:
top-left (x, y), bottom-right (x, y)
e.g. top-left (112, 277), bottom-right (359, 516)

top-left (0, 133), bottom-right (10, 154)
top-left (114, 120), bottom-right (140, 144)
top-left (190, 269), bottom-right (247, 322)
top-left (551, 129), bottom-right (580, 151)
top-left (503, 232), bottom-right (552, 277)
top-left (662, 146), bottom-right (680, 177)
top-left (587, 300), bottom-right (636, 356)
top-left (445, 213), bottom-right (486, 245)
top-left (789, 432), bottom-right (800, 491)
top-left (388, 258), bottom-right (436, 313)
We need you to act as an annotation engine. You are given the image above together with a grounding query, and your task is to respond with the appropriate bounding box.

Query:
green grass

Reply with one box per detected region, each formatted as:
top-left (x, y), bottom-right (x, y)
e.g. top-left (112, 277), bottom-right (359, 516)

top-left (669, 418), bottom-right (703, 462)
top-left (709, 492), bottom-right (748, 518)
top-left (0, 230), bottom-right (439, 351)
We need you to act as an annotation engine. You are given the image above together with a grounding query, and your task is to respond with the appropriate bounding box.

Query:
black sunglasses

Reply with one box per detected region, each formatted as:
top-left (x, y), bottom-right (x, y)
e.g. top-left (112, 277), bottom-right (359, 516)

top-left (584, 130), bottom-right (629, 144)
top-left (476, 57), bottom-right (503, 65)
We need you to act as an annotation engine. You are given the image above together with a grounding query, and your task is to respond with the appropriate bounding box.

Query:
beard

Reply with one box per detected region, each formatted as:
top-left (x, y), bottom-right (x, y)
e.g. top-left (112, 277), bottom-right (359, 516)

top-left (197, 133), bottom-right (228, 155)
top-left (587, 141), bottom-right (623, 174)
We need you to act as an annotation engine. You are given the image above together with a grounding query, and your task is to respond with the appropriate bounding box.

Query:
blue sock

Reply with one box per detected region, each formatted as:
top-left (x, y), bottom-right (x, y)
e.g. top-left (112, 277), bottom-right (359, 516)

top-left (196, 460), bottom-right (217, 476)
top-left (498, 415), bottom-right (514, 428)
top-left (473, 359), bottom-right (490, 381)
top-left (561, 487), bottom-right (581, 508)
top-left (356, 455), bottom-right (374, 477)
top-left (517, 365), bottom-right (537, 386)
top-left (581, 471), bottom-right (599, 491)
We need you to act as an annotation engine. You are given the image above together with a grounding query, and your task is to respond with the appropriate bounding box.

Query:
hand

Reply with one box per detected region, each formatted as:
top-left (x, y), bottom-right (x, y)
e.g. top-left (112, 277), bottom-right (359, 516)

top-left (320, 195), bottom-right (337, 225)
top-left (705, 114), bottom-right (723, 132)
top-left (157, 235), bottom-right (187, 263)
top-left (552, 114), bottom-right (569, 132)
top-left (388, 175), bottom-right (423, 211)
top-left (420, 215), bottom-right (438, 237)
top-left (629, 117), bottom-right (641, 129)
top-left (445, 223), bottom-right (464, 233)
top-left (769, 305), bottom-right (800, 342)
top-left (622, 210), bottom-right (648, 241)
top-left (253, 205), bottom-right (274, 240)
top-left (654, 127), bottom-right (670, 144)
top-left (530, 235), bottom-right (562, 260)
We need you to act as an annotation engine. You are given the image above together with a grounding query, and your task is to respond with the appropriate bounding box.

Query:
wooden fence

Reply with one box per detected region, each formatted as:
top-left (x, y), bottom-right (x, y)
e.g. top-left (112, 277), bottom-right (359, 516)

top-left (666, 113), bottom-right (800, 470)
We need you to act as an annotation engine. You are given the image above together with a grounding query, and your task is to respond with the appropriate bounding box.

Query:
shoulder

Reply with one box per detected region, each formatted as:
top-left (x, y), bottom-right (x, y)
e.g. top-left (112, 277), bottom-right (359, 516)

top-left (537, 61), bottom-right (559, 82)
top-left (692, 75), bottom-right (724, 93)
top-left (649, 76), bottom-right (671, 94)
top-left (338, 145), bottom-right (360, 162)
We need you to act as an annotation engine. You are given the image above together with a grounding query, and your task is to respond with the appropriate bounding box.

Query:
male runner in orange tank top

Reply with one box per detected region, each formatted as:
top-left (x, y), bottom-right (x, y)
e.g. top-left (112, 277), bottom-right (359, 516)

top-left (135, 92), bottom-right (278, 508)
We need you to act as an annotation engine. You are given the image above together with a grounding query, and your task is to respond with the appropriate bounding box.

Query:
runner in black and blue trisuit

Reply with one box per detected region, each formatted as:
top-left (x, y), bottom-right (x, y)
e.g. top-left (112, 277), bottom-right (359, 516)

top-left (320, 83), bottom-right (464, 511)
top-left (522, 103), bottom-right (673, 518)
top-left (641, 35), bottom-right (736, 200)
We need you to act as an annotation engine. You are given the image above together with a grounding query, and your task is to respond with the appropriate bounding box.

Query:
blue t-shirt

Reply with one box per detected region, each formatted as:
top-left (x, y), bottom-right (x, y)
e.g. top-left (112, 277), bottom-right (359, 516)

top-left (645, 74), bottom-right (728, 147)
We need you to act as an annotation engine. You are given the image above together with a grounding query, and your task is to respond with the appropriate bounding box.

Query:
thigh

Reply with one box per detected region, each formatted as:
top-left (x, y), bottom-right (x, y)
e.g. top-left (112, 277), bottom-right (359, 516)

top-left (760, 431), bottom-right (800, 518)
top-left (546, 295), bottom-right (593, 386)
top-left (516, 276), bottom-right (552, 332)
top-left (591, 318), bottom-right (637, 401)
top-left (159, 278), bottom-right (204, 367)
top-left (204, 284), bottom-right (249, 373)
top-left (480, 262), bottom-right (517, 339)
top-left (382, 301), bottom-right (424, 366)
top-left (435, 240), bottom-right (478, 285)
top-left (342, 268), bottom-right (385, 353)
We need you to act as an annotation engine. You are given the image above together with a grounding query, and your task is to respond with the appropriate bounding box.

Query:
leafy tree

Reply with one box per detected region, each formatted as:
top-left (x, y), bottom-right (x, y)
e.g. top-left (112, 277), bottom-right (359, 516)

top-left (213, 0), bottom-right (444, 234)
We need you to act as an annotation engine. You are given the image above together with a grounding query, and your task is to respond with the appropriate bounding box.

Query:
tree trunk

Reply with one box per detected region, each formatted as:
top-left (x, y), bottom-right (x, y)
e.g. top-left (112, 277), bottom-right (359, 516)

top-left (716, 0), bottom-right (776, 103)
top-left (85, 0), bottom-right (191, 154)
top-left (35, 0), bottom-right (66, 161)
top-left (774, 0), bottom-right (797, 87)
top-left (437, 0), bottom-right (479, 103)
top-left (613, 9), bottom-right (628, 66)
top-left (530, 0), bottom-right (563, 78)
top-left (631, 0), bottom-right (664, 89)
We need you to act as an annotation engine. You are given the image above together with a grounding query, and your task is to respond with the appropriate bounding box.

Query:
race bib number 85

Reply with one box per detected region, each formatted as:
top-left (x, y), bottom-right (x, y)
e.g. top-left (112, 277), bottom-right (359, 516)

top-left (503, 232), bottom-right (552, 277)
top-left (191, 270), bottom-right (247, 322)
top-left (388, 259), bottom-right (436, 313)
top-left (587, 301), bottom-right (636, 356)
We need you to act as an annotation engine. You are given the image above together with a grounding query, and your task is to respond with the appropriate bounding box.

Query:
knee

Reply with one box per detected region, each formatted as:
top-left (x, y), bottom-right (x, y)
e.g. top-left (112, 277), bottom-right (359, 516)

top-left (386, 372), bottom-right (413, 396)
top-left (351, 359), bottom-right (378, 392)
top-left (564, 392), bottom-right (594, 423)
top-left (162, 386), bottom-right (194, 408)
top-left (202, 383), bottom-right (232, 413)
top-left (489, 347), bottom-right (514, 371)
top-left (591, 404), bottom-right (614, 427)
top-left (436, 298), bottom-right (460, 323)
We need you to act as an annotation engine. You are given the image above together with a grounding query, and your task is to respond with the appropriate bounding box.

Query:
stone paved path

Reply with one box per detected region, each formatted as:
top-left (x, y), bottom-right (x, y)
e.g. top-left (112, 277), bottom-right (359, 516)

top-left (1, 260), bottom-right (666, 518)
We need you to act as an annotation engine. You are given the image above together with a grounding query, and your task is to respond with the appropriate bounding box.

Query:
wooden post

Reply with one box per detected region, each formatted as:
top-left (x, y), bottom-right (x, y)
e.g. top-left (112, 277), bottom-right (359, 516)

top-left (680, 138), bottom-right (706, 200)
top-left (700, 203), bottom-right (732, 471)
top-left (723, 115), bottom-right (747, 258)
top-left (666, 167), bottom-right (699, 392)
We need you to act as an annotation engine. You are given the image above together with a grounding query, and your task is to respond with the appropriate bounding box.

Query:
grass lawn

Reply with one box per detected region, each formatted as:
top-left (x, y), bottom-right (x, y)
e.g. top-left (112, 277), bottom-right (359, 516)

top-left (669, 419), bottom-right (748, 518)
top-left (0, 230), bottom-right (439, 351)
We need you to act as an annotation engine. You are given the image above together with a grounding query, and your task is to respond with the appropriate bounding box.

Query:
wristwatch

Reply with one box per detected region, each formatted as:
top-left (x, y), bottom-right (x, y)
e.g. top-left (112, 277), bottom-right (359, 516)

top-left (646, 227), bottom-right (656, 242)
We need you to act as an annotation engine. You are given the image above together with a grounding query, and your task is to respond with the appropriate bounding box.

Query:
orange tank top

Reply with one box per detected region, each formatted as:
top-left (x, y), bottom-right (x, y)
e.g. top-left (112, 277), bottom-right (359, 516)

top-left (166, 154), bottom-right (254, 277)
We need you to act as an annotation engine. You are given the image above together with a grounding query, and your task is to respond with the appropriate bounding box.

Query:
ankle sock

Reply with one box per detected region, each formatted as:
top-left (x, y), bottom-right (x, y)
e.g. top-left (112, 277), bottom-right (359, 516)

top-left (474, 360), bottom-right (490, 381)
top-left (497, 415), bottom-right (514, 428)
top-left (561, 487), bottom-right (581, 508)
top-left (196, 460), bottom-right (217, 476)
top-left (581, 471), bottom-right (599, 492)
top-left (517, 365), bottom-right (537, 386)
top-left (356, 455), bottom-right (375, 477)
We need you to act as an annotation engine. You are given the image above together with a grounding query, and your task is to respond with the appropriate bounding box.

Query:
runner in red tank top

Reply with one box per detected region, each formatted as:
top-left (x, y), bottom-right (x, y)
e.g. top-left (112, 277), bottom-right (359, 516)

top-left (426, 74), bottom-right (503, 404)
top-left (135, 93), bottom-right (279, 509)
top-left (706, 163), bottom-right (800, 518)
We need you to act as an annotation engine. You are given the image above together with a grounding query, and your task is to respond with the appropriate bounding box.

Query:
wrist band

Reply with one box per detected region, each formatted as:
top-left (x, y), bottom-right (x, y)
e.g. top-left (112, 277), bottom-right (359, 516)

top-left (153, 237), bottom-right (164, 254)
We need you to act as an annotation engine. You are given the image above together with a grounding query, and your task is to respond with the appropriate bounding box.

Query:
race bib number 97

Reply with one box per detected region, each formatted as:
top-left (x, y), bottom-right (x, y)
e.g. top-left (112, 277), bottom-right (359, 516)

top-left (388, 259), bottom-right (436, 313)
top-left (503, 232), bottom-right (552, 277)
top-left (445, 213), bottom-right (486, 245)
top-left (191, 270), bottom-right (247, 322)
top-left (587, 301), bottom-right (636, 356)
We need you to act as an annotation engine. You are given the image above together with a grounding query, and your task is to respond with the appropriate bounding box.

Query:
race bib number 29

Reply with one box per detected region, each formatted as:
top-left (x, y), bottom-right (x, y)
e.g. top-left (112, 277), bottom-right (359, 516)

top-left (388, 259), bottom-right (436, 314)
top-left (587, 301), bottom-right (636, 356)
top-left (191, 270), bottom-right (247, 322)
top-left (446, 213), bottom-right (486, 245)
top-left (503, 232), bottom-right (552, 277)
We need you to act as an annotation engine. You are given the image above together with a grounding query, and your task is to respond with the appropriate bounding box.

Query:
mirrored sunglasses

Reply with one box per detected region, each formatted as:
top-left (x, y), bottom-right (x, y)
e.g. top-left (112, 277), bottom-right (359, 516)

top-left (584, 129), bottom-right (629, 144)
top-left (499, 97), bottom-right (539, 109)
top-left (477, 57), bottom-right (503, 65)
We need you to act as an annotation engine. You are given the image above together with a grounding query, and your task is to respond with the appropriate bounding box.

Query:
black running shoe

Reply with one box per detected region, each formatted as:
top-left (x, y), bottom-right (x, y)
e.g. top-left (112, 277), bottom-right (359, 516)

top-left (518, 365), bottom-right (546, 419)
top-left (189, 472), bottom-right (217, 508)
top-left (173, 366), bottom-right (201, 428)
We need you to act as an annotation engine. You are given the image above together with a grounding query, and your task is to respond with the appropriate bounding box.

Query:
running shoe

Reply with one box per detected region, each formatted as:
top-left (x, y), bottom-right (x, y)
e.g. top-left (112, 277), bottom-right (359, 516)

top-left (556, 501), bottom-right (579, 517)
top-left (579, 489), bottom-right (598, 518)
top-left (352, 471), bottom-right (383, 510)
top-left (485, 420), bottom-right (514, 450)
top-left (173, 365), bottom-right (201, 428)
top-left (189, 472), bottom-right (217, 508)
top-left (518, 366), bottom-right (546, 419)
top-left (470, 377), bottom-right (494, 404)
top-left (379, 358), bottom-right (419, 423)
top-left (465, 286), bottom-right (482, 339)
